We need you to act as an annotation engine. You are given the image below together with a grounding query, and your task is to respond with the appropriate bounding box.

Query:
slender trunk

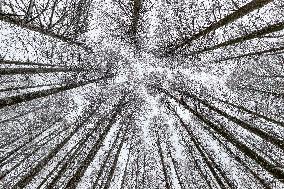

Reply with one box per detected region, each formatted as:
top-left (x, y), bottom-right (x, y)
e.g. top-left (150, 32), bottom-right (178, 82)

top-left (120, 143), bottom-right (133, 189)
top-left (156, 132), bottom-right (171, 189)
top-left (0, 126), bottom-right (66, 180)
top-left (0, 103), bottom-right (47, 125)
top-left (210, 96), bottom-right (284, 127)
top-left (0, 59), bottom-right (63, 67)
top-left (168, 0), bottom-right (273, 53)
top-left (199, 144), bottom-right (237, 189)
top-left (0, 67), bottom-right (81, 75)
top-left (130, 0), bottom-right (142, 43)
top-left (0, 83), bottom-right (62, 93)
top-left (102, 127), bottom-right (128, 189)
top-left (0, 74), bottom-right (112, 110)
top-left (195, 21), bottom-right (284, 54)
top-left (180, 134), bottom-right (214, 189)
top-left (134, 153), bottom-right (140, 189)
top-left (208, 129), bottom-right (272, 189)
top-left (158, 87), bottom-right (284, 181)
top-left (175, 113), bottom-right (227, 189)
top-left (24, 0), bottom-right (35, 22)
top-left (92, 127), bottom-right (123, 189)
top-left (0, 13), bottom-right (90, 50)
top-left (43, 99), bottom-right (112, 189)
top-left (45, 124), bottom-right (101, 189)
top-left (37, 141), bottom-right (80, 189)
top-left (141, 153), bottom-right (147, 189)
top-left (10, 99), bottom-right (101, 189)
top-left (179, 90), bottom-right (284, 150)
top-left (238, 86), bottom-right (284, 99)
top-left (63, 99), bottom-right (127, 189)
top-left (215, 46), bottom-right (284, 62)
top-left (167, 146), bottom-right (185, 189)
top-left (48, 0), bottom-right (59, 29)
top-left (0, 112), bottom-right (64, 164)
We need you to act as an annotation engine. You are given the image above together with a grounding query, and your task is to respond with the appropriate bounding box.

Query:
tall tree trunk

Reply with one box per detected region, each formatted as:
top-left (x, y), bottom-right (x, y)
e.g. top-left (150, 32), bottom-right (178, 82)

top-left (0, 59), bottom-right (63, 67)
top-left (47, 0), bottom-right (59, 29)
top-left (156, 131), bottom-right (171, 189)
top-left (208, 129), bottom-right (272, 189)
top-left (179, 90), bottom-right (284, 150)
top-left (0, 83), bottom-right (61, 93)
top-left (134, 153), bottom-right (140, 189)
top-left (215, 45), bottom-right (284, 63)
top-left (92, 126), bottom-right (123, 189)
top-left (120, 143), bottom-right (133, 189)
top-left (63, 98), bottom-right (127, 189)
top-left (199, 144), bottom-right (237, 189)
top-left (45, 125), bottom-right (100, 189)
top-left (10, 99), bottom-right (103, 189)
top-left (209, 96), bottom-right (284, 127)
top-left (181, 134), bottom-right (215, 189)
top-left (0, 103), bottom-right (47, 125)
top-left (102, 126), bottom-right (128, 189)
top-left (172, 111), bottom-right (228, 189)
top-left (238, 86), bottom-right (284, 99)
top-left (0, 125), bottom-right (66, 180)
top-left (195, 21), bottom-right (284, 54)
top-left (166, 145), bottom-right (185, 189)
top-left (0, 12), bottom-right (90, 50)
top-left (0, 114), bottom-right (64, 165)
top-left (167, 0), bottom-right (273, 53)
top-left (141, 152), bottom-right (147, 189)
top-left (157, 87), bottom-right (284, 181)
top-left (0, 67), bottom-right (82, 75)
top-left (130, 0), bottom-right (142, 44)
top-left (37, 141), bottom-right (81, 189)
top-left (0, 74), bottom-right (113, 110)
top-left (24, 0), bottom-right (35, 22)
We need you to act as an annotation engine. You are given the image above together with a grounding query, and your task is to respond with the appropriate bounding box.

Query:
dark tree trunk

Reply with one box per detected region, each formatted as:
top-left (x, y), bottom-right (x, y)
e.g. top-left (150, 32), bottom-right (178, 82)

top-left (157, 87), bottom-right (284, 182)
top-left (10, 99), bottom-right (102, 189)
top-left (167, 145), bottom-right (185, 189)
top-left (167, 0), bottom-right (273, 53)
top-left (179, 90), bottom-right (284, 150)
top-left (0, 59), bottom-right (63, 67)
top-left (0, 74), bottom-right (113, 110)
top-left (102, 126), bottom-right (128, 189)
top-left (215, 46), bottom-right (284, 63)
top-left (63, 99), bottom-right (127, 189)
top-left (120, 143), bottom-right (133, 189)
top-left (0, 67), bottom-right (82, 75)
top-left (156, 132), bottom-right (171, 189)
top-left (92, 126), bottom-right (123, 189)
top-left (195, 21), bottom-right (284, 54)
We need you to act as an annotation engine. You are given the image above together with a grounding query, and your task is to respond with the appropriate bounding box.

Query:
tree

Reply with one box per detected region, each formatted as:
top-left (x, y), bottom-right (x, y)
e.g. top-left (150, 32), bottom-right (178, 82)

top-left (1, 0), bottom-right (284, 188)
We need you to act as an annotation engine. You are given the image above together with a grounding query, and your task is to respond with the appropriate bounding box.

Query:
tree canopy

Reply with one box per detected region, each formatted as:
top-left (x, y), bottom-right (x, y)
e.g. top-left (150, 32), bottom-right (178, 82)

top-left (0, 0), bottom-right (284, 188)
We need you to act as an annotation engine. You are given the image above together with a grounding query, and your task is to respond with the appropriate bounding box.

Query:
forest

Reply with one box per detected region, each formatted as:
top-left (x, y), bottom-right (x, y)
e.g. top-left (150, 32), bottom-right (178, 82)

top-left (0, 0), bottom-right (284, 188)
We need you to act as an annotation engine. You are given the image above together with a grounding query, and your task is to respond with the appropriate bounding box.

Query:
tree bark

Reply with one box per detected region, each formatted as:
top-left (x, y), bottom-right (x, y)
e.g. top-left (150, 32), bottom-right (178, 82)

top-left (10, 99), bottom-right (102, 189)
top-left (102, 127), bottom-right (128, 189)
top-left (195, 21), bottom-right (284, 54)
top-left (215, 46), bottom-right (284, 63)
top-left (156, 131), bottom-right (171, 189)
top-left (119, 142), bottom-right (133, 189)
top-left (179, 90), bottom-right (284, 150)
top-left (167, 0), bottom-right (273, 53)
top-left (0, 67), bottom-right (81, 75)
top-left (157, 87), bottom-right (284, 182)
top-left (63, 98), bottom-right (127, 189)
top-left (0, 74), bottom-right (113, 110)
top-left (92, 126), bottom-right (123, 189)
top-left (167, 145), bottom-right (185, 189)
top-left (0, 59), bottom-right (63, 67)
